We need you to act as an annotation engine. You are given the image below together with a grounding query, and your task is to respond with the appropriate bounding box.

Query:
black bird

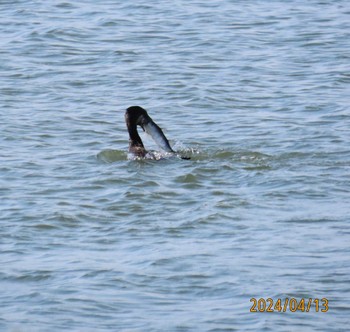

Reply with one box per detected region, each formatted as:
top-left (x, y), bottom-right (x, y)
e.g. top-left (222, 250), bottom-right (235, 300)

top-left (125, 106), bottom-right (189, 159)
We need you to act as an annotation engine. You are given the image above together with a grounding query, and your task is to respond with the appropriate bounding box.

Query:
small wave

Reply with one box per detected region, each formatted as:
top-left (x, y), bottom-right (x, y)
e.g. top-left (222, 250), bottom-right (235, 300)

top-left (97, 147), bottom-right (273, 165)
top-left (97, 146), bottom-right (194, 162)
top-left (96, 149), bottom-right (127, 163)
top-left (181, 146), bottom-right (271, 162)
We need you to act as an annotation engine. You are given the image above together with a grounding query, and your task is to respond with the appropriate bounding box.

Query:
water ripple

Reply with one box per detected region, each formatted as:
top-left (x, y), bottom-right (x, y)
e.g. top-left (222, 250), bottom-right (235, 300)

top-left (1, 0), bottom-right (350, 331)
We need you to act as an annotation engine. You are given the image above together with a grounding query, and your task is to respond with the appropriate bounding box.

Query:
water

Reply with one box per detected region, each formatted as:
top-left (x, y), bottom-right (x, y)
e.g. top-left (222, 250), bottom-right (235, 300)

top-left (1, 0), bottom-right (350, 331)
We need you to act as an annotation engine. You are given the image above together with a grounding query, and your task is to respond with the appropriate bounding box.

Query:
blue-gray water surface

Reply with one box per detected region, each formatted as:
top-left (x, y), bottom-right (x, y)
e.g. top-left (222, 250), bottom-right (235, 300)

top-left (1, 1), bottom-right (350, 331)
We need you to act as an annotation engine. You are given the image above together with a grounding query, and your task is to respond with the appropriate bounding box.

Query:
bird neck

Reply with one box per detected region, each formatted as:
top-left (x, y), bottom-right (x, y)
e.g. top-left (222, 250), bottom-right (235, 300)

top-left (128, 125), bottom-right (144, 149)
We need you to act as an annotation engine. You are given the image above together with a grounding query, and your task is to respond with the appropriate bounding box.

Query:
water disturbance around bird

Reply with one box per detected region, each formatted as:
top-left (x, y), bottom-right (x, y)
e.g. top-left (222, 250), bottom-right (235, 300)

top-left (1, 1), bottom-right (350, 331)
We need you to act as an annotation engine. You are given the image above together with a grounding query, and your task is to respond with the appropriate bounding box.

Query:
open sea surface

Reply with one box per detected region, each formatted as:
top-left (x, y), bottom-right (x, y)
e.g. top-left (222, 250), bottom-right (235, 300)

top-left (1, 1), bottom-right (350, 331)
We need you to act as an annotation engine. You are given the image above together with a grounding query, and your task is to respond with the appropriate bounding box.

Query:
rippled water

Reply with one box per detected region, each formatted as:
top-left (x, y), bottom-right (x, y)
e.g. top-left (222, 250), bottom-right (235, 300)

top-left (1, 1), bottom-right (350, 331)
